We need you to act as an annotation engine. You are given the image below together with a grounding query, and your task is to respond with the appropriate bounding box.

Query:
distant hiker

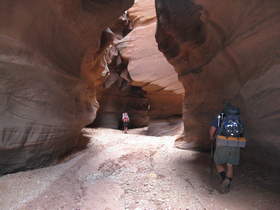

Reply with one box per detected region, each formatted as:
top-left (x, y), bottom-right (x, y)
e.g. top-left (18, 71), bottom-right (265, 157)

top-left (122, 112), bottom-right (130, 134)
top-left (209, 103), bottom-right (246, 193)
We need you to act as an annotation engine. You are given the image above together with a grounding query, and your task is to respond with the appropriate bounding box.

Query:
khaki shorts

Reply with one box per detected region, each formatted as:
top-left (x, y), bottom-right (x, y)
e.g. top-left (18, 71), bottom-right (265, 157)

top-left (214, 146), bottom-right (240, 165)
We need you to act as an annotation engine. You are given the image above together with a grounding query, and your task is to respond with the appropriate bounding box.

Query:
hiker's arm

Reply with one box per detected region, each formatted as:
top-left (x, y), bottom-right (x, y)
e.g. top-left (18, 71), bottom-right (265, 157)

top-left (209, 126), bottom-right (217, 141)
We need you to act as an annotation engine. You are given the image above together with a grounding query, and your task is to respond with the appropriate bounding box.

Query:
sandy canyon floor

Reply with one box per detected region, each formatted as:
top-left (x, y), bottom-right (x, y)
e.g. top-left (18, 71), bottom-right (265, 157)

top-left (0, 127), bottom-right (279, 210)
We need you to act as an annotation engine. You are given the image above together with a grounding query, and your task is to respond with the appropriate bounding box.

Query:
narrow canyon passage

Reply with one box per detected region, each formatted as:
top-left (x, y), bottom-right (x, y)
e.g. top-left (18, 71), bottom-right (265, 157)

top-left (1, 127), bottom-right (279, 210)
top-left (1, 0), bottom-right (280, 209)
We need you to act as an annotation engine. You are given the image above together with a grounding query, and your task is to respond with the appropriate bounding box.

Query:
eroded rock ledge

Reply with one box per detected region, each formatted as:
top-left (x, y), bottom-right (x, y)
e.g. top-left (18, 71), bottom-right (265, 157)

top-left (92, 0), bottom-right (184, 129)
top-left (0, 0), bottom-right (134, 175)
top-left (89, 13), bottom-right (150, 129)
top-left (155, 0), bottom-right (280, 166)
top-left (119, 0), bottom-right (184, 120)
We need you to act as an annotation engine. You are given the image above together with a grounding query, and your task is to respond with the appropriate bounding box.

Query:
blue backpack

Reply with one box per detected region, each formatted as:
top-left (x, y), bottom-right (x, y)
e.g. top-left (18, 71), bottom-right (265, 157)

top-left (218, 106), bottom-right (244, 137)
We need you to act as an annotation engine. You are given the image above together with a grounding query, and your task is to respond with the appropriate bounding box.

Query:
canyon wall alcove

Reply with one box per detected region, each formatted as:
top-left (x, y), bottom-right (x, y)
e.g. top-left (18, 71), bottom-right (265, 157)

top-left (92, 0), bottom-right (184, 129)
top-left (155, 0), bottom-right (280, 169)
top-left (0, 0), bottom-right (134, 175)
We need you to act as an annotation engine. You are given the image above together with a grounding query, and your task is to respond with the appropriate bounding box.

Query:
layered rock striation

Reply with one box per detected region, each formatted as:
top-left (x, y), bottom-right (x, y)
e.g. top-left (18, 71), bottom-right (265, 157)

top-left (0, 0), bottom-right (134, 175)
top-left (119, 0), bottom-right (184, 120)
top-left (90, 14), bottom-right (150, 129)
top-left (155, 0), bottom-right (280, 165)
top-left (92, 0), bottom-right (184, 129)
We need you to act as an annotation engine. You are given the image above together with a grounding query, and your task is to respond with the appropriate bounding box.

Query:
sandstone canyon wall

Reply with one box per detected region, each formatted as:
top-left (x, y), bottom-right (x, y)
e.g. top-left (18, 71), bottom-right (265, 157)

top-left (90, 14), bottom-right (150, 129)
top-left (92, 0), bottom-right (184, 129)
top-left (0, 0), bottom-right (134, 175)
top-left (118, 0), bottom-right (184, 120)
top-left (155, 0), bottom-right (280, 167)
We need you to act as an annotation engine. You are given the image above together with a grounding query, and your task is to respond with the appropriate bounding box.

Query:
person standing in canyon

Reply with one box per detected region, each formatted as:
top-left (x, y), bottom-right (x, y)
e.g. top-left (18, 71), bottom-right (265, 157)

top-left (122, 112), bottom-right (130, 134)
top-left (209, 103), bottom-right (246, 193)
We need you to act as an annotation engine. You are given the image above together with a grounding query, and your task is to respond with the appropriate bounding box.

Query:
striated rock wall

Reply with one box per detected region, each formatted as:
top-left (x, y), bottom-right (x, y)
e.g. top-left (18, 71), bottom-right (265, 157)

top-left (88, 14), bottom-right (150, 129)
top-left (155, 0), bottom-right (280, 166)
top-left (0, 0), bottom-right (134, 175)
top-left (92, 0), bottom-right (184, 129)
top-left (118, 0), bottom-right (184, 120)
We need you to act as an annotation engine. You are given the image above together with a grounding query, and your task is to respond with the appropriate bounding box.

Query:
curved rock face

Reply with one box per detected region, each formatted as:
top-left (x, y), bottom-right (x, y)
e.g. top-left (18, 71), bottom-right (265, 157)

top-left (92, 0), bottom-right (184, 129)
top-left (88, 15), bottom-right (150, 129)
top-left (119, 0), bottom-right (184, 120)
top-left (155, 0), bottom-right (280, 165)
top-left (0, 0), bottom-right (134, 174)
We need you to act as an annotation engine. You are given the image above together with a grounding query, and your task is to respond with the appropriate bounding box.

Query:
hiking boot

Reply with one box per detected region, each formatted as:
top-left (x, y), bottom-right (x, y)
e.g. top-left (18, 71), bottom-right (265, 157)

top-left (220, 178), bottom-right (231, 194)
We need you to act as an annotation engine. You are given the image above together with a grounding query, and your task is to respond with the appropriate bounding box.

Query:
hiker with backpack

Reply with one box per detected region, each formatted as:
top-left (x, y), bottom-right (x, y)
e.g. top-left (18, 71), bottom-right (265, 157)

top-left (122, 112), bottom-right (130, 134)
top-left (209, 103), bottom-right (246, 193)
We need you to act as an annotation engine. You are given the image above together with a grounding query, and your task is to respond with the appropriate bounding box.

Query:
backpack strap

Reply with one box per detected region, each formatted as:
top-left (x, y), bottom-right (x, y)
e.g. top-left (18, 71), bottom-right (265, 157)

top-left (217, 112), bottom-right (224, 128)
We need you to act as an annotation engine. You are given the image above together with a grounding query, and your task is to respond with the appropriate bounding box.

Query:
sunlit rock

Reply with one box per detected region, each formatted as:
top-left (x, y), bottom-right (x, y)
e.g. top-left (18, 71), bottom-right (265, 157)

top-left (119, 0), bottom-right (184, 120)
top-left (0, 0), bottom-right (134, 174)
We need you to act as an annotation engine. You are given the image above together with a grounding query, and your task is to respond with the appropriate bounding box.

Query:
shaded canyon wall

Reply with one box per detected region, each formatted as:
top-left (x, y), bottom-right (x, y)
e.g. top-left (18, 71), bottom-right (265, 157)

top-left (0, 0), bottom-right (134, 175)
top-left (155, 0), bottom-right (280, 167)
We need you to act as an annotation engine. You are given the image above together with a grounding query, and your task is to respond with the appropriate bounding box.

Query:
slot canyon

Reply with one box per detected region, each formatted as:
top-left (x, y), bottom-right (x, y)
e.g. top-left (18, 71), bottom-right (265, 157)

top-left (0, 0), bottom-right (279, 209)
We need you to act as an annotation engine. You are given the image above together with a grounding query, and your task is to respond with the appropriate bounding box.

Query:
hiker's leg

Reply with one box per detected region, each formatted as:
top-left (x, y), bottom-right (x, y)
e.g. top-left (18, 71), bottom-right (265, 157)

top-left (214, 146), bottom-right (227, 180)
top-left (227, 147), bottom-right (240, 179)
top-left (216, 164), bottom-right (226, 180)
top-left (219, 163), bottom-right (233, 193)
top-left (216, 164), bottom-right (225, 173)
top-left (124, 125), bottom-right (128, 133)
top-left (226, 163), bottom-right (233, 179)
top-left (220, 147), bottom-right (238, 193)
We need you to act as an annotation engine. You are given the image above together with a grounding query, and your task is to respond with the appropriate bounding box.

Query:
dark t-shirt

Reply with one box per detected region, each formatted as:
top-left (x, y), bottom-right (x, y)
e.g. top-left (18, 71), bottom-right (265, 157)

top-left (210, 116), bottom-right (219, 128)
